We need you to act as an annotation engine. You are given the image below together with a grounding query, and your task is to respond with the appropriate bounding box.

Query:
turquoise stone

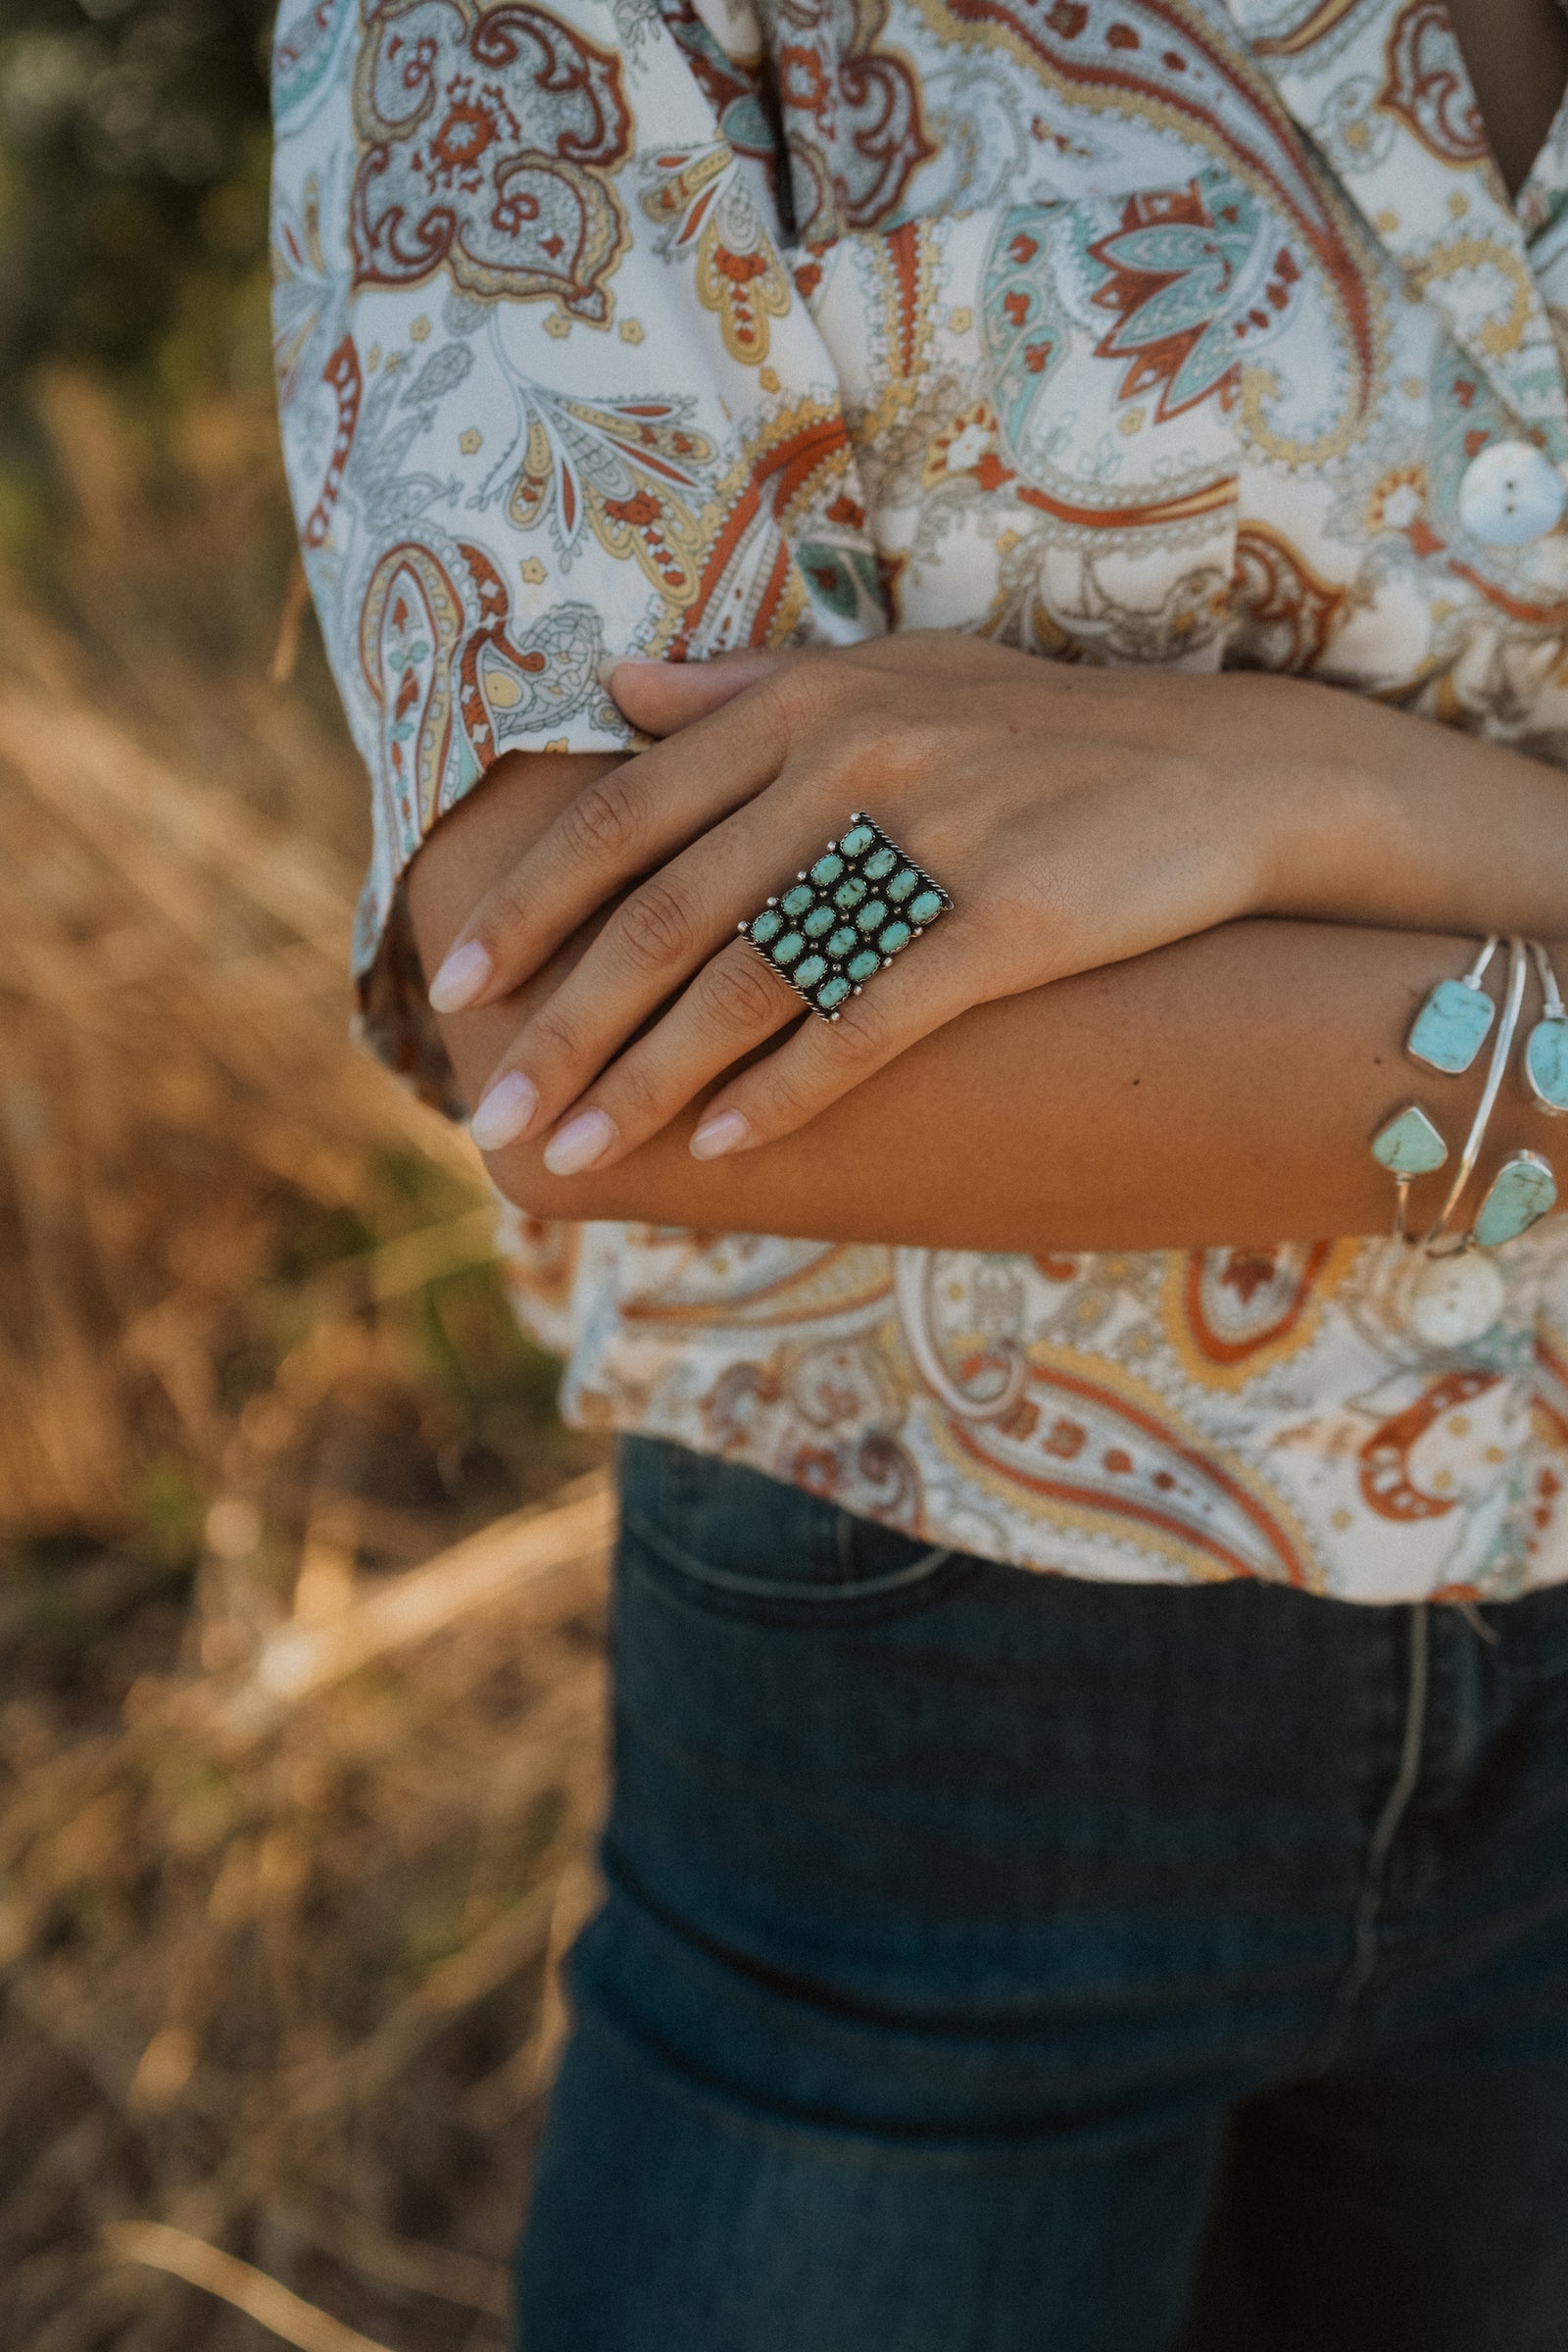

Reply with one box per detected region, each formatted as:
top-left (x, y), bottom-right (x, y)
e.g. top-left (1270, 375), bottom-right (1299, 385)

top-left (794, 953), bottom-right (827, 989)
top-left (772, 931), bottom-right (805, 964)
top-left (750, 908), bottom-right (782, 945)
top-left (781, 882), bottom-right (814, 917)
top-left (847, 948), bottom-right (881, 983)
top-left (1527, 1017), bottom-right (1568, 1112)
top-left (1371, 1104), bottom-right (1448, 1177)
top-left (834, 877), bottom-right (868, 910)
top-left (827, 925), bottom-right (858, 958)
top-left (886, 866), bottom-right (919, 903)
top-left (862, 845), bottom-right (897, 880)
top-left (817, 974), bottom-right (852, 1011)
top-left (856, 899), bottom-right (889, 933)
top-left (840, 824), bottom-right (874, 858)
top-left (803, 904), bottom-right (836, 939)
top-left (908, 888), bottom-right (945, 924)
top-left (877, 919), bottom-right (912, 956)
top-left (1474, 1152), bottom-right (1558, 1247)
top-left (1407, 977), bottom-right (1495, 1074)
top-left (810, 852), bottom-right (845, 887)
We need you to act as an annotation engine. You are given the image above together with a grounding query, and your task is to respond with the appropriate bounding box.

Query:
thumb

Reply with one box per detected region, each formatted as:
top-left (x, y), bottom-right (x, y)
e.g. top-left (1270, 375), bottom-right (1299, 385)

top-left (603, 648), bottom-right (782, 737)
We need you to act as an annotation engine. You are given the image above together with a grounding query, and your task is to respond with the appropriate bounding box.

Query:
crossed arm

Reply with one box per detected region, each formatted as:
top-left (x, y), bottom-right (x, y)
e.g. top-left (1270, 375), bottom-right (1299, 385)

top-left (404, 643), bottom-right (1568, 1254)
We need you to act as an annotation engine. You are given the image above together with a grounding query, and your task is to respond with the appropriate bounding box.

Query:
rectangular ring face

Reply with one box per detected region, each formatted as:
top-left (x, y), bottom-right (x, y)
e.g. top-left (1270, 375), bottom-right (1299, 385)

top-left (742, 814), bottom-right (953, 1020)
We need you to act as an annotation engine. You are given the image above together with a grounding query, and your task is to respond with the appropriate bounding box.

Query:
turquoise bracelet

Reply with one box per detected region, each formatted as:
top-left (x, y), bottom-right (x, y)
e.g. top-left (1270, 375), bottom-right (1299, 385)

top-left (1372, 939), bottom-right (1559, 1349)
top-left (1524, 940), bottom-right (1568, 1116)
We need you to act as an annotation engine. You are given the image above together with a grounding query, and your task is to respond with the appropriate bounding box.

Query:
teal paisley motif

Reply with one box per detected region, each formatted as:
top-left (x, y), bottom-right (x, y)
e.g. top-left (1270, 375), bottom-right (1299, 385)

top-left (1077, 171), bottom-right (1298, 424)
top-left (981, 207), bottom-right (1070, 467)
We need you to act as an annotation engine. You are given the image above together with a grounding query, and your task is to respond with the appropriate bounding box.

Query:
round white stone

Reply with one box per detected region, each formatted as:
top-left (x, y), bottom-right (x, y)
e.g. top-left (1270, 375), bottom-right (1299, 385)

top-left (1406, 1250), bottom-right (1507, 1348)
top-left (1456, 439), bottom-right (1567, 547)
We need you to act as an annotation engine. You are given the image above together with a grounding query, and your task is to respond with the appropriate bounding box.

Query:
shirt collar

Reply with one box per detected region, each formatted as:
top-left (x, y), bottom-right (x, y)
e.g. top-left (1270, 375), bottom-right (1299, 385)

top-left (1223, 0), bottom-right (1568, 458)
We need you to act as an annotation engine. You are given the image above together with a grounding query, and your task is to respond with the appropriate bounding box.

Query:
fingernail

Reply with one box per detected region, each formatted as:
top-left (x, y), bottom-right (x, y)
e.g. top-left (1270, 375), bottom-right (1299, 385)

top-left (469, 1070), bottom-right (538, 1151)
top-left (428, 940), bottom-right (492, 1013)
top-left (690, 1109), bottom-right (750, 1160)
top-left (596, 655), bottom-right (662, 690)
top-left (544, 1106), bottom-right (617, 1175)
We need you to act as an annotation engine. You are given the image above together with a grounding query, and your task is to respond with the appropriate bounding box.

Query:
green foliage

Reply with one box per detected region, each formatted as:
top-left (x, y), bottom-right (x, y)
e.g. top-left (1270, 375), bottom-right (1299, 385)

top-left (0, 0), bottom-right (276, 384)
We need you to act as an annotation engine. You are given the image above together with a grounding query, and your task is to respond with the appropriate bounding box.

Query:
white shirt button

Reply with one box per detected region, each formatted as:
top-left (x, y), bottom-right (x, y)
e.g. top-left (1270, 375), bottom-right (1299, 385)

top-left (1456, 438), bottom-right (1567, 547)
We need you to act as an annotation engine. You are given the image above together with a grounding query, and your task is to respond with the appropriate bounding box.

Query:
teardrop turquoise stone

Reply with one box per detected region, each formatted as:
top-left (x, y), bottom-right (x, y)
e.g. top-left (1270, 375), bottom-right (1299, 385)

top-left (794, 953), bottom-right (827, 989)
top-left (1527, 1017), bottom-right (1568, 1112)
top-left (817, 974), bottom-right (852, 1011)
top-left (804, 905), bottom-right (836, 939)
top-left (827, 925), bottom-right (858, 958)
top-left (834, 877), bottom-right (867, 910)
top-left (856, 899), bottom-right (889, 933)
top-left (781, 883), bottom-right (814, 917)
top-left (847, 949), bottom-right (880, 983)
top-left (840, 825), bottom-right (874, 858)
top-left (1371, 1104), bottom-right (1448, 1177)
top-left (908, 888), bottom-right (944, 924)
top-left (810, 853), bottom-right (845, 887)
top-left (1407, 977), bottom-right (1495, 1074)
top-left (1474, 1154), bottom-right (1557, 1247)
top-left (750, 909), bottom-right (782, 945)
top-left (773, 931), bottom-right (806, 964)
top-left (878, 920), bottom-right (912, 956)
top-left (887, 867), bottom-right (919, 903)
top-left (863, 846), bottom-right (897, 880)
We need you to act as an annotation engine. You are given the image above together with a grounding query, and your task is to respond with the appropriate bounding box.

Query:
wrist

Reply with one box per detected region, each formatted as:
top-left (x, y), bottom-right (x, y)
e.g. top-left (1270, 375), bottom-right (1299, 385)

top-left (1226, 674), bottom-right (1384, 922)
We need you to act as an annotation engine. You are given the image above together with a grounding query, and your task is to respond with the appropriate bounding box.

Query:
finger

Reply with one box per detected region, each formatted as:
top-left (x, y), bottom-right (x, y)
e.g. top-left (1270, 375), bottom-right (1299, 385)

top-left (466, 769), bottom-right (843, 1150)
top-left (605, 649), bottom-right (782, 737)
top-left (426, 662), bottom-right (839, 1014)
top-left (686, 920), bottom-right (977, 1159)
top-left (535, 938), bottom-right (800, 1174)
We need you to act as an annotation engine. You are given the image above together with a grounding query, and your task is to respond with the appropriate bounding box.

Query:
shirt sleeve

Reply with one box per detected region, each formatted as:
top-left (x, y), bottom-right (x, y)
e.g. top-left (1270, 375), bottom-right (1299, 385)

top-left (270, 0), bottom-right (884, 1092)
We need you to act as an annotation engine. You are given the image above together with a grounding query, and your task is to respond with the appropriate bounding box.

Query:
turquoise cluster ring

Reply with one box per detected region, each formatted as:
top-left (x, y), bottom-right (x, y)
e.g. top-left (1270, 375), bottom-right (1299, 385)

top-left (739, 813), bottom-right (953, 1021)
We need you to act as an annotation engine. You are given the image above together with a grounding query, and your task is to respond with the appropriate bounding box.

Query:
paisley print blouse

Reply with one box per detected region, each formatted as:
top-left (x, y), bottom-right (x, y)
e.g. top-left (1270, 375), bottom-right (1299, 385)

top-left (271, 0), bottom-right (1568, 1601)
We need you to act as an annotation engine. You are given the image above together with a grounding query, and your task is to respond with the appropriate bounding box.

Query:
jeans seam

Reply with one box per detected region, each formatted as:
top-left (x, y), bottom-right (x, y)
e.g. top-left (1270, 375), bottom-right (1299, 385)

top-left (1304, 1602), bottom-right (1431, 2074)
top-left (620, 1499), bottom-right (955, 1601)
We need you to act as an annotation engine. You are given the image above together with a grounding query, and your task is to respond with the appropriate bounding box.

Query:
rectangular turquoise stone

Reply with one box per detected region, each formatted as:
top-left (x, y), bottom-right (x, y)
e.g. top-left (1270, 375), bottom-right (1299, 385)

top-left (1527, 1017), bottom-right (1568, 1113)
top-left (1407, 977), bottom-right (1495, 1075)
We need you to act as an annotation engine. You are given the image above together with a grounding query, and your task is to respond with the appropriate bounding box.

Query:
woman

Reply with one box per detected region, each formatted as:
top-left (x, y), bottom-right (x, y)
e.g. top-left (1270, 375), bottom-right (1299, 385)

top-left (272, 0), bottom-right (1568, 2341)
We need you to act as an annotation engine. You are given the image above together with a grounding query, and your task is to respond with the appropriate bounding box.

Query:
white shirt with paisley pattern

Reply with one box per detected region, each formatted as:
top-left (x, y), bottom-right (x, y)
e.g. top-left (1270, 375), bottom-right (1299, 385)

top-left (271, 0), bottom-right (1568, 1601)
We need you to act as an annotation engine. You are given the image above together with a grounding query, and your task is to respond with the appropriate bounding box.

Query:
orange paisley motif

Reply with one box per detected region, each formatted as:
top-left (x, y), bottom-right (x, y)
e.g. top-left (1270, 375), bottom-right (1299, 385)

top-left (1377, 0), bottom-right (1487, 167)
top-left (1229, 521), bottom-right (1348, 672)
top-left (352, 0), bottom-right (632, 322)
top-left (1358, 1368), bottom-right (1500, 1522)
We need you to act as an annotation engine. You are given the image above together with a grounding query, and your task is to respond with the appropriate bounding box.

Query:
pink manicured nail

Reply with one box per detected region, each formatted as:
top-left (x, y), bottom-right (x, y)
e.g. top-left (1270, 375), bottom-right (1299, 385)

top-left (690, 1109), bottom-right (750, 1160)
top-left (469, 1070), bottom-right (538, 1151)
top-left (428, 940), bottom-right (492, 1012)
top-left (544, 1106), bottom-right (617, 1175)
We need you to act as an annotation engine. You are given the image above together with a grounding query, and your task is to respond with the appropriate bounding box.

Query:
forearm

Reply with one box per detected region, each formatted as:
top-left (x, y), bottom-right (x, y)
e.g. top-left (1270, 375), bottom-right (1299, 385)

top-left (407, 752), bottom-right (1564, 1252)
top-left (1271, 672), bottom-right (1568, 943)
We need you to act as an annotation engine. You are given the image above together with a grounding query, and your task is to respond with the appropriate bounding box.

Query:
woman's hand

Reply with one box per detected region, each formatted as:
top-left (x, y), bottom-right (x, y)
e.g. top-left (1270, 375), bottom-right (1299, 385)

top-left (420, 632), bottom-right (1530, 1174)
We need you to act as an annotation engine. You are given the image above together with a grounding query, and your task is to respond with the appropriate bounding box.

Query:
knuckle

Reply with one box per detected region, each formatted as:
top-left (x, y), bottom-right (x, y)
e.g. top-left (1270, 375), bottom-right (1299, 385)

top-left (614, 877), bottom-right (695, 972)
top-left (561, 772), bottom-right (642, 866)
top-left (476, 863), bottom-right (530, 949)
top-left (698, 951), bottom-right (781, 1033)
top-left (751, 1057), bottom-right (815, 1129)
top-left (523, 1005), bottom-right (580, 1068)
top-left (759, 657), bottom-right (842, 733)
top-left (823, 999), bottom-right (884, 1068)
top-left (605, 1053), bottom-right (665, 1128)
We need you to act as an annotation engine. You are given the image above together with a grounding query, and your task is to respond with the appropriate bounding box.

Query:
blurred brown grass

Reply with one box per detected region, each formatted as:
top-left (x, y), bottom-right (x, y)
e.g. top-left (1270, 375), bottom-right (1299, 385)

top-left (0, 372), bottom-right (609, 2349)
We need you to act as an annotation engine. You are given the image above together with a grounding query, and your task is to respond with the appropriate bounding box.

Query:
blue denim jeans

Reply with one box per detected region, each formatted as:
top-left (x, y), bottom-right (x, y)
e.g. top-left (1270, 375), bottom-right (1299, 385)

top-left (516, 1438), bottom-right (1568, 2351)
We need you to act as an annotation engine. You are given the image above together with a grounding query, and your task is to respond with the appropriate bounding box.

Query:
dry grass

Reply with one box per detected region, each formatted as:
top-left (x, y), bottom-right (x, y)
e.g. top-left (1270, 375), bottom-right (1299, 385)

top-left (0, 378), bottom-right (610, 2349)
